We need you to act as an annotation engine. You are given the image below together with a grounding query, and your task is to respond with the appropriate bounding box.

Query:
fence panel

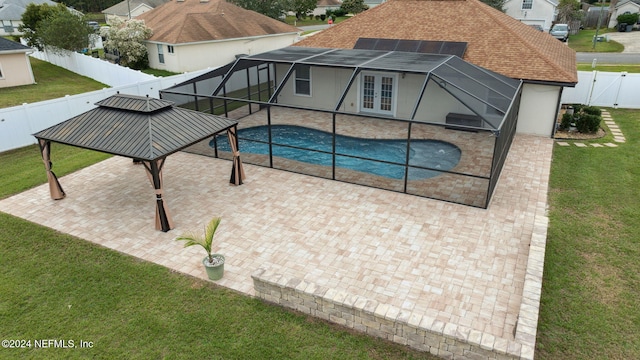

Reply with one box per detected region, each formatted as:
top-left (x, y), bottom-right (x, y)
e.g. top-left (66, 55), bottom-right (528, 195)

top-left (0, 69), bottom-right (214, 153)
top-left (561, 70), bottom-right (640, 109)
top-left (29, 49), bottom-right (156, 87)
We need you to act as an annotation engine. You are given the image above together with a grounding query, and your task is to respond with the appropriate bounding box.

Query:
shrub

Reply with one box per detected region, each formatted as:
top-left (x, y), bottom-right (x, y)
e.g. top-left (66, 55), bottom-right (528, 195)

top-left (575, 113), bottom-right (601, 133)
top-left (582, 106), bottom-right (602, 117)
top-left (332, 8), bottom-right (347, 17)
top-left (617, 13), bottom-right (639, 26)
top-left (320, 14), bottom-right (326, 21)
top-left (559, 113), bottom-right (574, 131)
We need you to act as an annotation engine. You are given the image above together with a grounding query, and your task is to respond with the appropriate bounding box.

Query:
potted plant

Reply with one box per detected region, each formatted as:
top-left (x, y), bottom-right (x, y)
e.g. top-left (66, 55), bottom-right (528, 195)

top-left (175, 217), bottom-right (225, 281)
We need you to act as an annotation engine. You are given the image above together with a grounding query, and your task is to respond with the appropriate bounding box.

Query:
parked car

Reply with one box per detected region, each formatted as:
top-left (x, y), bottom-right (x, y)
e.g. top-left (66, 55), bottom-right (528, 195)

top-left (87, 21), bottom-right (100, 31)
top-left (529, 24), bottom-right (544, 32)
top-left (550, 23), bottom-right (570, 42)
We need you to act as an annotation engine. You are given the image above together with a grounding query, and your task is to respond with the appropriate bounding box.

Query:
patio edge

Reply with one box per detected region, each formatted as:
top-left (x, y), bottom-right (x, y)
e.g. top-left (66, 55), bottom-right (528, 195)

top-left (252, 267), bottom-right (531, 360)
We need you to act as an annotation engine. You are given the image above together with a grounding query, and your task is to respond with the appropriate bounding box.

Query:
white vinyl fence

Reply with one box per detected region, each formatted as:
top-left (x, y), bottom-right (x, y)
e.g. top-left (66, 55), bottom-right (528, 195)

top-left (28, 48), bottom-right (156, 87)
top-left (0, 51), bottom-right (216, 152)
top-left (561, 70), bottom-right (640, 109)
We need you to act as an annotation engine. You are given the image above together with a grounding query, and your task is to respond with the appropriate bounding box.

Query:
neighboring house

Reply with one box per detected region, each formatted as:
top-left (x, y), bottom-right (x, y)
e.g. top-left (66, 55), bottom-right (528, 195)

top-left (295, 0), bottom-right (577, 137)
top-left (0, 37), bottom-right (35, 88)
top-left (312, 0), bottom-right (342, 16)
top-left (136, 0), bottom-right (300, 73)
top-left (608, 0), bottom-right (640, 28)
top-left (102, 0), bottom-right (168, 22)
top-left (364, 0), bottom-right (386, 8)
top-left (504, 0), bottom-right (558, 31)
top-left (0, 0), bottom-right (57, 36)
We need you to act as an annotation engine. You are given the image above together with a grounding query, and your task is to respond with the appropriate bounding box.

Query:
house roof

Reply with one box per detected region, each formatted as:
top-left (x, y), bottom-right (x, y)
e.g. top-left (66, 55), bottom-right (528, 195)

top-left (317, 0), bottom-right (342, 6)
top-left (296, 0), bottom-right (577, 84)
top-left (136, 0), bottom-right (300, 45)
top-left (614, 0), bottom-right (640, 8)
top-left (0, 0), bottom-right (57, 20)
top-left (0, 36), bottom-right (31, 53)
top-left (102, 0), bottom-right (169, 16)
top-left (33, 94), bottom-right (238, 161)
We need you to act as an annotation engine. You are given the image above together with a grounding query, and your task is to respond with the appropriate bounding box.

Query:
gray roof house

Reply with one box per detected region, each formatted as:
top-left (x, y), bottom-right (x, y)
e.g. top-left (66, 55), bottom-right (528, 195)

top-left (0, 0), bottom-right (57, 36)
top-left (102, 0), bottom-right (169, 22)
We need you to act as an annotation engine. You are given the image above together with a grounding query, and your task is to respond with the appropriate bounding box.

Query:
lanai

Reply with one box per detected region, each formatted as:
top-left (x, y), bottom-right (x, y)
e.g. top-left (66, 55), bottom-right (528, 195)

top-left (33, 93), bottom-right (244, 232)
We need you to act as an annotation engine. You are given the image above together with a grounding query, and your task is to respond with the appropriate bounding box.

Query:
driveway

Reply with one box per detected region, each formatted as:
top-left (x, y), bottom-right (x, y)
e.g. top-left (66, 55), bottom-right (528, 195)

top-left (602, 31), bottom-right (640, 53)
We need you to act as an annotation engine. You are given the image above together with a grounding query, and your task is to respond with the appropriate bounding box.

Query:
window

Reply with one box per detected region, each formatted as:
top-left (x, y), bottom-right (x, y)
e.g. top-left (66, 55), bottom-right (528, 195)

top-left (294, 65), bottom-right (311, 96)
top-left (157, 44), bottom-right (164, 64)
top-left (168, 45), bottom-right (174, 54)
top-left (0, 64), bottom-right (4, 79)
top-left (522, 0), bottom-right (532, 10)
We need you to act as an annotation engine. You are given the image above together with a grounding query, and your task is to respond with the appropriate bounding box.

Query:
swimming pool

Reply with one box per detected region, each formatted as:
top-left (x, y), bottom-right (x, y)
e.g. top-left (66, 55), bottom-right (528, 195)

top-left (212, 125), bottom-right (461, 180)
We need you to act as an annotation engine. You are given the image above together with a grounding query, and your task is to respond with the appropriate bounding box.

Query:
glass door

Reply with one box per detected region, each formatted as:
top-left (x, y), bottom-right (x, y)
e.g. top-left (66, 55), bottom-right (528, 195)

top-left (360, 72), bottom-right (396, 116)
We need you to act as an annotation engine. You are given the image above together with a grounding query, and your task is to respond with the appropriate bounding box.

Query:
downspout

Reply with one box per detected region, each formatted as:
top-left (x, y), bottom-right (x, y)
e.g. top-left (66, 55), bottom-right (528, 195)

top-left (551, 86), bottom-right (565, 138)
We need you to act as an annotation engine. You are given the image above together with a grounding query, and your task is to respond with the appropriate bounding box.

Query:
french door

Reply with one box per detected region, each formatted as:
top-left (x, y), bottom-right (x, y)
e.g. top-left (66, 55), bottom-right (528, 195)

top-left (361, 72), bottom-right (396, 116)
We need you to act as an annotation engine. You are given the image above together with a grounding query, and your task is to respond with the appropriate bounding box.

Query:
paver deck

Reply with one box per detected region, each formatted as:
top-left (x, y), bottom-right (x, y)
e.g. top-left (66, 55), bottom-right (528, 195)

top-left (0, 134), bottom-right (553, 358)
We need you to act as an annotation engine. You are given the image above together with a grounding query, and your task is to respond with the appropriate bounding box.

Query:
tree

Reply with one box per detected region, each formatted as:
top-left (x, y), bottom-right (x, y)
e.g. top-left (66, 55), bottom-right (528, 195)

top-left (19, 3), bottom-right (92, 53)
top-left (556, 0), bottom-right (583, 24)
top-left (38, 6), bottom-right (93, 54)
top-left (289, 0), bottom-right (317, 20)
top-left (340, 0), bottom-right (368, 14)
top-left (229, 0), bottom-right (290, 20)
top-left (18, 3), bottom-right (58, 50)
top-left (102, 16), bottom-right (153, 69)
top-left (480, 0), bottom-right (506, 12)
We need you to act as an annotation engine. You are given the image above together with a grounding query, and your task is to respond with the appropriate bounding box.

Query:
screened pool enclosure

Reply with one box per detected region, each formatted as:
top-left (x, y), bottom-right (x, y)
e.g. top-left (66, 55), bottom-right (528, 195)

top-left (160, 46), bottom-right (522, 208)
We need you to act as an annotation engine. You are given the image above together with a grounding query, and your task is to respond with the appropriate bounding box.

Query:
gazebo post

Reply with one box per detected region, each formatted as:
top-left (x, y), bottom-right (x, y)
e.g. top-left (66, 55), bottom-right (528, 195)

top-left (227, 126), bottom-right (245, 185)
top-left (37, 138), bottom-right (65, 200)
top-left (143, 158), bottom-right (174, 232)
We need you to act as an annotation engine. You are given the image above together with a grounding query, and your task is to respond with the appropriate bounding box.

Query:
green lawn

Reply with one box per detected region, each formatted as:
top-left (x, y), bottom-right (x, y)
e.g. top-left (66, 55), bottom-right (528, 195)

top-left (536, 108), bottom-right (640, 360)
top-left (568, 29), bottom-right (624, 53)
top-left (0, 58), bottom-right (107, 108)
top-left (577, 64), bottom-right (640, 73)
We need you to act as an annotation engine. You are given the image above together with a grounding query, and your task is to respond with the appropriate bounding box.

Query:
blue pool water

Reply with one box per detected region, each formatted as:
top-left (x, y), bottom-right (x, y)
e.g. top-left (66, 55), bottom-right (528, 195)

top-left (212, 125), bottom-right (461, 180)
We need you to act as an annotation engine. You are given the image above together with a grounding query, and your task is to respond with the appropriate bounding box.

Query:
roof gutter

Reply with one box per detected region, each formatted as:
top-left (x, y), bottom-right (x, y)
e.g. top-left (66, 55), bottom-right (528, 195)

top-left (522, 78), bottom-right (577, 88)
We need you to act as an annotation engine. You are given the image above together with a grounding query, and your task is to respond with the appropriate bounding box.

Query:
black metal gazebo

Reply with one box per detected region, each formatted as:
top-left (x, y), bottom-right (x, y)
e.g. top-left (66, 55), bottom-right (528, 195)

top-left (33, 93), bottom-right (245, 232)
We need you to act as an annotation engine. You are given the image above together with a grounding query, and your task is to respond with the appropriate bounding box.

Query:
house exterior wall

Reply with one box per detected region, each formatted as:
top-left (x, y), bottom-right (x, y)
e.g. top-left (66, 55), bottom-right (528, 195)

top-left (147, 34), bottom-right (299, 73)
top-left (0, 52), bottom-right (35, 88)
top-left (608, 2), bottom-right (640, 27)
top-left (275, 68), bottom-right (495, 127)
top-left (516, 83), bottom-right (561, 136)
top-left (0, 20), bottom-right (22, 36)
top-left (504, 0), bottom-right (557, 31)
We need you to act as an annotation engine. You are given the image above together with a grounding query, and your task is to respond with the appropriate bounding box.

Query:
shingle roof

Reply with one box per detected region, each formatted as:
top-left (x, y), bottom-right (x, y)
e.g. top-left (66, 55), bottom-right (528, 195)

top-left (136, 0), bottom-right (300, 45)
top-left (0, 36), bottom-right (31, 52)
top-left (33, 94), bottom-right (238, 161)
top-left (297, 0), bottom-right (577, 84)
top-left (0, 0), bottom-right (57, 20)
top-left (102, 0), bottom-right (169, 16)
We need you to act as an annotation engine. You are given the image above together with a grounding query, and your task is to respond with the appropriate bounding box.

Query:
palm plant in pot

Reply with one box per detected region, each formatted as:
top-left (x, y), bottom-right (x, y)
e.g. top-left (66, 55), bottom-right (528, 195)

top-left (175, 217), bottom-right (225, 281)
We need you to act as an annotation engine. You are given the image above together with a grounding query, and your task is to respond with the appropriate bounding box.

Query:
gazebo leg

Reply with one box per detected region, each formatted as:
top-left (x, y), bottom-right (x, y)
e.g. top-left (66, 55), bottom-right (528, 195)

top-left (227, 126), bottom-right (245, 185)
top-left (142, 158), bottom-right (174, 232)
top-left (37, 139), bottom-right (65, 200)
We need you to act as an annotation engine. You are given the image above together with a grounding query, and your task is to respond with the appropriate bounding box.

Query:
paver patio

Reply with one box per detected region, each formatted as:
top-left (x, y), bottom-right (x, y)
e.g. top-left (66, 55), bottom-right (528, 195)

top-left (0, 134), bottom-right (553, 359)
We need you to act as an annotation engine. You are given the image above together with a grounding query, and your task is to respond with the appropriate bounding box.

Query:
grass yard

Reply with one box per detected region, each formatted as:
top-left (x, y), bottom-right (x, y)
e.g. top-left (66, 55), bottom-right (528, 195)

top-left (568, 29), bottom-right (624, 53)
top-left (536, 108), bottom-right (640, 360)
top-left (576, 64), bottom-right (640, 73)
top-left (0, 58), bottom-right (107, 108)
top-left (0, 149), bottom-right (436, 359)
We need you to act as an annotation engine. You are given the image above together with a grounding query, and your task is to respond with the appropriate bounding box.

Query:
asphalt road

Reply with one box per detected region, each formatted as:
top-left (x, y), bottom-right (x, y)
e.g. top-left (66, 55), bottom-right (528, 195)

top-left (576, 52), bottom-right (640, 64)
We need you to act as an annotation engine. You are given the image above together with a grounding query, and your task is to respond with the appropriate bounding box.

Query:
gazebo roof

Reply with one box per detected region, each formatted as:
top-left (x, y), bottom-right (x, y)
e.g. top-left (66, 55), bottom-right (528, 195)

top-left (33, 93), bottom-right (238, 161)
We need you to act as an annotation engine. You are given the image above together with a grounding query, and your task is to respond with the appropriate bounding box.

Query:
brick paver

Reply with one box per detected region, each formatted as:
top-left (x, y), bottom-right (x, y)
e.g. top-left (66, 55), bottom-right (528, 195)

top-left (0, 134), bottom-right (552, 358)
